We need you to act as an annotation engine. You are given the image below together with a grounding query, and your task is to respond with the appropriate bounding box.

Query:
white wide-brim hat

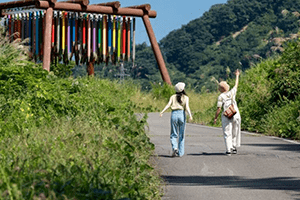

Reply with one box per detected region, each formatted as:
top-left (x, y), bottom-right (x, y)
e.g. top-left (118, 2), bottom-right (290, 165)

top-left (175, 82), bottom-right (185, 93)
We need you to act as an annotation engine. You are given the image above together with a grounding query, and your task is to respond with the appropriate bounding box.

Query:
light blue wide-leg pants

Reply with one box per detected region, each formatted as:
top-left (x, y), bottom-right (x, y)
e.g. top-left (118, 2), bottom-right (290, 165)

top-left (170, 110), bottom-right (186, 156)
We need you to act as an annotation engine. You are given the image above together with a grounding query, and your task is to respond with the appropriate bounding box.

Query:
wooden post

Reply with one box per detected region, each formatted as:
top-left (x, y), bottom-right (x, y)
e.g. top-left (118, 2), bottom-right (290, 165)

top-left (87, 61), bottom-right (94, 76)
top-left (42, 7), bottom-right (53, 72)
top-left (142, 14), bottom-right (171, 85)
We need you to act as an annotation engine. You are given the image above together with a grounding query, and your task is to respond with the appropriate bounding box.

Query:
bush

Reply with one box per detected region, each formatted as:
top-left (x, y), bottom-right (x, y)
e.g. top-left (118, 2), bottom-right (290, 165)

top-left (0, 63), bottom-right (81, 136)
top-left (0, 37), bottom-right (162, 199)
top-left (236, 59), bottom-right (275, 132)
top-left (0, 75), bottom-right (163, 199)
top-left (0, 112), bottom-right (161, 199)
top-left (261, 99), bottom-right (300, 139)
top-left (151, 83), bottom-right (174, 102)
top-left (268, 40), bottom-right (300, 102)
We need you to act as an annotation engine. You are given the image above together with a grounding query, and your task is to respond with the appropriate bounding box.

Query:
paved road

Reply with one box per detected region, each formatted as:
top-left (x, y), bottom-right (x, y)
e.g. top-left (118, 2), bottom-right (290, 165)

top-left (147, 112), bottom-right (300, 200)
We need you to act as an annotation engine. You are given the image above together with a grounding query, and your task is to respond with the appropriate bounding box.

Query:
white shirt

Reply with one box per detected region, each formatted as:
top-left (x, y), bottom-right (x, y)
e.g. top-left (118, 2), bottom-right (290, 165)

top-left (217, 86), bottom-right (239, 114)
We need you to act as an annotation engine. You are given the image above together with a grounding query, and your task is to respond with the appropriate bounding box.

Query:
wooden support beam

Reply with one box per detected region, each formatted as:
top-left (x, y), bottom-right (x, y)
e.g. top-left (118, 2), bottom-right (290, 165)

top-left (96, 1), bottom-right (120, 9)
top-left (42, 7), bottom-right (53, 72)
top-left (0, 0), bottom-right (56, 9)
top-left (127, 4), bottom-right (151, 12)
top-left (0, 0), bottom-right (36, 9)
top-left (59, 0), bottom-right (89, 7)
top-left (142, 14), bottom-right (171, 85)
top-left (35, 1), bottom-right (157, 18)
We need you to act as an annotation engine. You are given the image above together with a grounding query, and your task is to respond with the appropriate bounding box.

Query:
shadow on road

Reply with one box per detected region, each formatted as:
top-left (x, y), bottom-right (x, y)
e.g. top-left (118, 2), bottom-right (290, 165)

top-left (188, 152), bottom-right (225, 156)
top-left (157, 155), bottom-right (174, 158)
top-left (157, 153), bottom-right (226, 157)
top-left (244, 143), bottom-right (300, 152)
top-left (162, 175), bottom-right (300, 192)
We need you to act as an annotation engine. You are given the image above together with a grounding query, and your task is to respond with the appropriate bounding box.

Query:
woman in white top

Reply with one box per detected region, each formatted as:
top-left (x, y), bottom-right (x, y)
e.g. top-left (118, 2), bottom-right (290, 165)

top-left (214, 70), bottom-right (241, 156)
top-left (160, 82), bottom-right (193, 157)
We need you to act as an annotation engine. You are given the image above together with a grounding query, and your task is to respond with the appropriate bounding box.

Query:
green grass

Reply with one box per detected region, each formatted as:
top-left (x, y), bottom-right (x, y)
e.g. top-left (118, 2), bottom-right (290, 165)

top-left (0, 75), bottom-right (163, 199)
top-left (0, 113), bottom-right (162, 199)
top-left (0, 35), bottom-right (163, 199)
top-left (189, 91), bottom-right (219, 125)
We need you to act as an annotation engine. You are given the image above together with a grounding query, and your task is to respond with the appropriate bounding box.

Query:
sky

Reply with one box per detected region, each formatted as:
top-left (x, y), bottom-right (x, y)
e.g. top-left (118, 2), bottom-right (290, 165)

top-left (116, 0), bottom-right (229, 44)
top-left (0, 0), bottom-right (228, 44)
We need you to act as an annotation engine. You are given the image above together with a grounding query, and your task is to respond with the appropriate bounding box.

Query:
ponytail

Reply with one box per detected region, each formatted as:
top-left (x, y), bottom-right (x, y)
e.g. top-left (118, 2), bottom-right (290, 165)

top-left (176, 90), bottom-right (187, 105)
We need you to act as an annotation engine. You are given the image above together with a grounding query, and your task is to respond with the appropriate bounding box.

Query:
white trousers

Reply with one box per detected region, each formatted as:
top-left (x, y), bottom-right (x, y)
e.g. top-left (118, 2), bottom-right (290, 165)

top-left (221, 112), bottom-right (241, 152)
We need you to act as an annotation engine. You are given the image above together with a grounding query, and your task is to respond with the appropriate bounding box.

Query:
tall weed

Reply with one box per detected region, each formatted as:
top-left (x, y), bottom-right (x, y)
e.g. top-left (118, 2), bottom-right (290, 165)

top-left (0, 37), bottom-right (162, 199)
top-left (189, 91), bottom-right (219, 125)
top-left (0, 114), bottom-right (161, 199)
top-left (151, 83), bottom-right (174, 102)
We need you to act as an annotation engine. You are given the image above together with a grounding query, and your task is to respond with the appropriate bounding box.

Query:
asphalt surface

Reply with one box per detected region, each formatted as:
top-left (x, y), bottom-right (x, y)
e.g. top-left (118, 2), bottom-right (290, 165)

top-left (147, 112), bottom-right (300, 200)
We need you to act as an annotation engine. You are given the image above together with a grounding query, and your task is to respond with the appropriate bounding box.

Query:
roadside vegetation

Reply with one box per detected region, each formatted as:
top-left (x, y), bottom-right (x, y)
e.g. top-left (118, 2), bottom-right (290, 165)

top-left (0, 37), bottom-right (162, 199)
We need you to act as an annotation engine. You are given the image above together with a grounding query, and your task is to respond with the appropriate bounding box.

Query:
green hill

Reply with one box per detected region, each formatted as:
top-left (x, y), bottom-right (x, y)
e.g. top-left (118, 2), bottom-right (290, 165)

top-left (109, 0), bottom-right (300, 91)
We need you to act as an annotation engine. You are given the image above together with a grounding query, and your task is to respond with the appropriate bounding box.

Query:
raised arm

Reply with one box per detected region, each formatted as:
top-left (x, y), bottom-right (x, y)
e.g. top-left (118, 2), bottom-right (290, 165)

top-left (234, 69), bottom-right (240, 89)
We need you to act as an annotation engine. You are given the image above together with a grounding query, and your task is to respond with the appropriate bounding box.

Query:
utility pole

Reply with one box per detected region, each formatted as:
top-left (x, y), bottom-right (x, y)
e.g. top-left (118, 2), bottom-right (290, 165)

top-left (115, 62), bottom-right (130, 83)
